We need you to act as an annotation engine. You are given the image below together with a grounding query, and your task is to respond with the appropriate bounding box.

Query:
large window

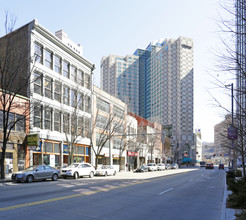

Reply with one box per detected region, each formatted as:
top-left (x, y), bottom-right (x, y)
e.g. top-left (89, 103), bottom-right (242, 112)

top-left (96, 115), bottom-right (108, 130)
top-left (70, 66), bottom-right (77, 82)
top-left (63, 86), bottom-right (70, 105)
top-left (78, 117), bottom-right (84, 137)
top-left (54, 56), bottom-right (61, 73)
top-left (44, 108), bottom-right (52, 130)
top-left (77, 70), bottom-right (84, 86)
top-left (34, 105), bottom-right (42, 128)
top-left (54, 81), bottom-right (61, 102)
top-left (84, 73), bottom-right (90, 89)
top-left (84, 117), bottom-right (90, 138)
top-left (34, 72), bottom-right (42, 95)
top-left (54, 111), bottom-right (61, 132)
top-left (97, 98), bottom-right (110, 113)
top-left (45, 49), bottom-right (53, 69)
top-left (44, 77), bottom-right (52, 99)
top-left (71, 90), bottom-right (77, 108)
top-left (85, 96), bottom-right (91, 113)
top-left (63, 61), bottom-right (69, 78)
top-left (34, 43), bottom-right (43, 64)
top-left (63, 113), bottom-right (69, 133)
top-left (77, 93), bottom-right (84, 111)
top-left (0, 111), bottom-right (25, 132)
top-left (113, 106), bottom-right (124, 119)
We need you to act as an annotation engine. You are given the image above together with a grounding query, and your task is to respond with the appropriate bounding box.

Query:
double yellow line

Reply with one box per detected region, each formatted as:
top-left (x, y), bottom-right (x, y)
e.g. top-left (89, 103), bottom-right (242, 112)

top-left (0, 173), bottom-right (184, 212)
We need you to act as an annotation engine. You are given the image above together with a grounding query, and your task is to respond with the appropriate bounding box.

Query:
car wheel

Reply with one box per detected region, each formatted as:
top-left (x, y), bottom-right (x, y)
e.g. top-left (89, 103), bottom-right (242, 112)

top-left (74, 172), bottom-right (79, 179)
top-left (105, 172), bottom-right (108, 177)
top-left (89, 171), bottom-right (94, 178)
top-left (52, 174), bottom-right (58, 181)
top-left (113, 171), bottom-right (116, 175)
top-left (63, 176), bottom-right (67, 179)
top-left (26, 175), bottom-right (34, 183)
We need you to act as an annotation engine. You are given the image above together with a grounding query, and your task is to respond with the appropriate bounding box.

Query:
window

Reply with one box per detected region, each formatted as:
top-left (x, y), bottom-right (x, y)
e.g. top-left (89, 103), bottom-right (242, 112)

top-left (96, 98), bottom-right (110, 113)
top-left (44, 108), bottom-right (52, 130)
top-left (34, 105), bottom-right (42, 128)
top-left (54, 111), bottom-right (61, 132)
top-left (43, 142), bottom-right (53, 153)
top-left (85, 96), bottom-right (91, 113)
top-left (54, 56), bottom-right (61, 73)
top-left (44, 77), bottom-right (52, 99)
top-left (63, 86), bottom-right (70, 105)
top-left (78, 117), bottom-right (84, 137)
top-left (70, 66), bottom-right (77, 82)
top-left (16, 114), bottom-right (25, 132)
top-left (45, 49), bottom-right (52, 69)
top-left (77, 70), bottom-right (84, 86)
top-left (34, 72), bottom-right (42, 95)
top-left (77, 93), bottom-right (84, 111)
top-left (84, 73), bottom-right (90, 89)
top-left (54, 81), bottom-right (61, 102)
top-left (34, 43), bottom-right (43, 64)
top-left (63, 61), bottom-right (69, 78)
top-left (77, 146), bottom-right (85, 154)
top-left (71, 90), bottom-right (77, 107)
top-left (54, 143), bottom-right (60, 153)
top-left (113, 106), bottom-right (124, 119)
top-left (63, 113), bottom-right (69, 133)
top-left (84, 117), bottom-right (90, 138)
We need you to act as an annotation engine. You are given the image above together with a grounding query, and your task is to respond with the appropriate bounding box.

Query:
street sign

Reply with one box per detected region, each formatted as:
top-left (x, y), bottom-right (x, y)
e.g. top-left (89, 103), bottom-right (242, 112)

top-left (228, 125), bottom-right (237, 140)
top-left (27, 134), bottom-right (39, 146)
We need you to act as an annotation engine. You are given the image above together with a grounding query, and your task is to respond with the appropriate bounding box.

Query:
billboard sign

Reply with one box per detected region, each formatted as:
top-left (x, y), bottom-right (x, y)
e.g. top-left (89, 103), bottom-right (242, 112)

top-left (228, 125), bottom-right (237, 140)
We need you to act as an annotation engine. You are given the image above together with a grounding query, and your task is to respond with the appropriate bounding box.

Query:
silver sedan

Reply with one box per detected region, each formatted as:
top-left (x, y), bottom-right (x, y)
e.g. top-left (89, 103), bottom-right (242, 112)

top-left (12, 165), bottom-right (60, 183)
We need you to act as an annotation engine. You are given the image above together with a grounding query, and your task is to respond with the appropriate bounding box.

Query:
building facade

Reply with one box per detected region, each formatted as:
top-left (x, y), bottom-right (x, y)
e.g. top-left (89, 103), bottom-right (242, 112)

top-left (101, 37), bottom-right (194, 160)
top-left (92, 85), bottom-right (127, 171)
top-left (0, 20), bottom-right (94, 168)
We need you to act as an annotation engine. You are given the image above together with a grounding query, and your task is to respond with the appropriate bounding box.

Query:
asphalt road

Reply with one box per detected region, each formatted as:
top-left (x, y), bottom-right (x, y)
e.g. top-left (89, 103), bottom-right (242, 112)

top-left (0, 167), bottom-right (226, 220)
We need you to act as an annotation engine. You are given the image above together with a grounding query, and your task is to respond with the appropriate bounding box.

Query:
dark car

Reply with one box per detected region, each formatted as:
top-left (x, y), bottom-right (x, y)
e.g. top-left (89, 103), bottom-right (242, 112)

top-left (205, 163), bottom-right (214, 169)
top-left (12, 165), bottom-right (60, 183)
top-left (135, 165), bottom-right (148, 172)
top-left (219, 164), bottom-right (224, 169)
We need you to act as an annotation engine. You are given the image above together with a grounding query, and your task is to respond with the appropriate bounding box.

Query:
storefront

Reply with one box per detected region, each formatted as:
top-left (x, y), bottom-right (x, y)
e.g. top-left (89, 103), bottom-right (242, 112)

top-left (127, 151), bottom-right (138, 169)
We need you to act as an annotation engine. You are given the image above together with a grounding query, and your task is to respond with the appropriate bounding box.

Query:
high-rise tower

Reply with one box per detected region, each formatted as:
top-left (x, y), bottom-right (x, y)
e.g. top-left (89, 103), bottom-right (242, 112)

top-left (101, 37), bottom-right (194, 155)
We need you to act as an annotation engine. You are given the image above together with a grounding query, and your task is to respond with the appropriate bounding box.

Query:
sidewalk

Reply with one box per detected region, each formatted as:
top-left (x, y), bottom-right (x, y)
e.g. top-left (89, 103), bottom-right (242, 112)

top-left (0, 174), bottom-right (12, 182)
top-left (220, 178), bottom-right (236, 220)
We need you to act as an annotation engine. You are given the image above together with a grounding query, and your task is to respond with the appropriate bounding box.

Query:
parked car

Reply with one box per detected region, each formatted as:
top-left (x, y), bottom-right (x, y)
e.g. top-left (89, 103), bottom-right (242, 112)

top-left (61, 162), bottom-right (95, 179)
top-left (135, 165), bottom-right (148, 172)
top-left (95, 165), bottom-right (116, 176)
top-left (219, 164), bottom-right (224, 169)
top-left (147, 163), bottom-right (157, 171)
top-left (171, 163), bottom-right (179, 169)
top-left (12, 165), bottom-right (60, 183)
top-left (205, 163), bottom-right (214, 169)
top-left (157, 163), bottom-right (166, 171)
top-left (165, 163), bottom-right (171, 170)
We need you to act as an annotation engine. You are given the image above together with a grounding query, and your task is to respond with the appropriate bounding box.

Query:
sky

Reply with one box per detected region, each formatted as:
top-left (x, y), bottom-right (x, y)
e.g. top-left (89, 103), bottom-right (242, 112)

top-left (0, 0), bottom-right (233, 143)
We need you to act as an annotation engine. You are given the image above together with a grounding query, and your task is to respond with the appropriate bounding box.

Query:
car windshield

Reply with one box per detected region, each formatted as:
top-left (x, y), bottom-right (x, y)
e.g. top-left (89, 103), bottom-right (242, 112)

top-left (67, 164), bottom-right (79, 168)
top-left (24, 166), bottom-right (38, 171)
top-left (147, 164), bottom-right (153, 166)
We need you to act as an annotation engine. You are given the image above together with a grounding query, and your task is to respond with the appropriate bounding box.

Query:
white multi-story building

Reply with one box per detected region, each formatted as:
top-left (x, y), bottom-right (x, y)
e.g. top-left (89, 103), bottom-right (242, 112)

top-left (0, 19), bottom-right (94, 167)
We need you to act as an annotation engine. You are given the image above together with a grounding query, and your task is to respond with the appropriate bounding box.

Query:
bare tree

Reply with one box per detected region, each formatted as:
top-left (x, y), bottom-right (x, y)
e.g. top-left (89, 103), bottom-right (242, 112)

top-left (212, 0), bottom-right (246, 176)
top-left (0, 13), bottom-right (37, 179)
top-left (89, 110), bottom-right (125, 170)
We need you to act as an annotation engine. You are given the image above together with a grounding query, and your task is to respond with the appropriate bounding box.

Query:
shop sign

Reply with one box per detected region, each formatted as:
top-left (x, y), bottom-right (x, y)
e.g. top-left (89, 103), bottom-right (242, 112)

top-left (127, 151), bottom-right (138, 157)
top-left (27, 134), bottom-right (39, 146)
top-left (0, 143), bottom-right (14, 150)
top-left (63, 145), bottom-right (68, 154)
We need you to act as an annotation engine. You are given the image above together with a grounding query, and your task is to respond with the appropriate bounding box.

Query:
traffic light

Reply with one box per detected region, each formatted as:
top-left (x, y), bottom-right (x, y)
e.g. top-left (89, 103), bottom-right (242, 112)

top-left (184, 151), bottom-right (187, 156)
top-left (220, 153), bottom-right (222, 156)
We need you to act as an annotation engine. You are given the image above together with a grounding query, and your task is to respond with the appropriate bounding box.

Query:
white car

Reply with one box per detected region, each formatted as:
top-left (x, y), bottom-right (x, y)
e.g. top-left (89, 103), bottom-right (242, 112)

top-left (157, 163), bottom-right (166, 171)
top-left (61, 163), bottom-right (95, 179)
top-left (147, 163), bottom-right (157, 171)
top-left (95, 165), bottom-right (116, 176)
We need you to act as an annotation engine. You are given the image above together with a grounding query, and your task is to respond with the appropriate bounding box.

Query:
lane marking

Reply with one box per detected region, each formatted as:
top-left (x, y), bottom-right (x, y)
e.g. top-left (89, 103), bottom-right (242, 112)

top-left (159, 188), bottom-right (174, 195)
top-left (189, 179), bottom-right (193, 182)
top-left (0, 172), bottom-right (190, 212)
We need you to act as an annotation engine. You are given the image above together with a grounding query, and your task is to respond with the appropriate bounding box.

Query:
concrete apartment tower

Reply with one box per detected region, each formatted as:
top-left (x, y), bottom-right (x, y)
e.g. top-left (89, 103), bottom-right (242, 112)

top-left (101, 37), bottom-right (194, 160)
